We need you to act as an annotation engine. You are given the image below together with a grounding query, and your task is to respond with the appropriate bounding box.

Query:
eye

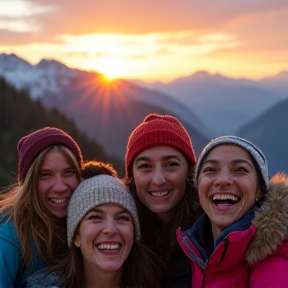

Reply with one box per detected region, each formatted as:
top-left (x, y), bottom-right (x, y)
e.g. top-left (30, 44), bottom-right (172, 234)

top-left (116, 213), bottom-right (132, 222)
top-left (138, 163), bottom-right (150, 169)
top-left (235, 167), bottom-right (248, 173)
top-left (136, 162), bottom-right (152, 172)
top-left (166, 161), bottom-right (179, 167)
top-left (86, 212), bottom-right (102, 220)
top-left (202, 166), bottom-right (218, 173)
top-left (63, 168), bottom-right (75, 177)
top-left (40, 171), bottom-right (52, 179)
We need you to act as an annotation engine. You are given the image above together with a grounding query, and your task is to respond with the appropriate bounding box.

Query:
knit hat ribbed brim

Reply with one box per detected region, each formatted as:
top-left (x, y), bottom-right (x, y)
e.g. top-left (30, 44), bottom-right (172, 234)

top-left (17, 127), bottom-right (83, 182)
top-left (125, 114), bottom-right (196, 177)
top-left (194, 135), bottom-right (269, 191)
top-left (67, 174), bottom-right (141, 248)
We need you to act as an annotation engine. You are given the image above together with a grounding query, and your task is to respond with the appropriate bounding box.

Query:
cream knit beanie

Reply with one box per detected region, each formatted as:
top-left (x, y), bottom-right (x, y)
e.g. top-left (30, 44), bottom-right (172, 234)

top-left (67, 174), bottom-right (140, 248)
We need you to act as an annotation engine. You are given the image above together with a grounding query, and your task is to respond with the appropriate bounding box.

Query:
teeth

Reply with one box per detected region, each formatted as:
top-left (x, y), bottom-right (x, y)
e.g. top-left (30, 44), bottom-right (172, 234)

top-left (213, 194), bottom-right (239, 202)
top-left (50, 198), bottom-right (67, 204)
top-left (151, 191), bottom-right (169, 197)
top-left (97, 243), bottom-right (120, 250)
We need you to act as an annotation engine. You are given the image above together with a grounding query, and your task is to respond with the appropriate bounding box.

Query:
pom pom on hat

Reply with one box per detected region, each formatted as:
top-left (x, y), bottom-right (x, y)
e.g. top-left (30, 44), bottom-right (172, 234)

top-left (67, 174), bottom-right (141, 248)
top-left (17, 127), bottom-right (83, 183)
top-left (125, 114), bottom-right (196, 177)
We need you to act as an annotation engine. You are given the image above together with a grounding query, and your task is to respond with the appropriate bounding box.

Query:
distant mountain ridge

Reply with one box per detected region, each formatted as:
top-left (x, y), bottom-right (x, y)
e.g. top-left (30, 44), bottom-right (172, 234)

top-left (0, 53), bottom-right (209, 159)
top-left (237, 98), bottom-right (288, 176)
top-left (131, 70), bottom-right (288, 136)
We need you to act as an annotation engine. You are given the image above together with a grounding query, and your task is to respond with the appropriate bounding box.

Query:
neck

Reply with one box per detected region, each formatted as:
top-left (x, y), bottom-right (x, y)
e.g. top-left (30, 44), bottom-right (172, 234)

top-left (158, 211), bottom-right (175, 227)
top-left (83, 266), bottom-right (122, 288)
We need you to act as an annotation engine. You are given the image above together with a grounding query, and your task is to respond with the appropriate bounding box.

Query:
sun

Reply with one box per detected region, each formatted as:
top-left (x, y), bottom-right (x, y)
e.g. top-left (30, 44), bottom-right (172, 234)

top-left (93, 58), bottom-right (127, 80)
top-left (103, 70), bottom-right (117, 80)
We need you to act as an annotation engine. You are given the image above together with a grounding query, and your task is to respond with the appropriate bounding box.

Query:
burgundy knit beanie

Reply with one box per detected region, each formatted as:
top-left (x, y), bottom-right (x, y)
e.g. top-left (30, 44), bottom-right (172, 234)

top-left (17, 127), bottom-right (83, 183)
top-left (125, 114), bottom-right (196, 177)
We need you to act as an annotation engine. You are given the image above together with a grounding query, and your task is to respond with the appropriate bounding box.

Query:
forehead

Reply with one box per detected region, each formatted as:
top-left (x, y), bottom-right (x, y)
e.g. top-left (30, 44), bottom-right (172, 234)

top-left (205, 144), bottom-right (253, 163)
top-left (136, 145), bottom-right (185, 159)
top-left (92, 203), bottom-right (127, 212)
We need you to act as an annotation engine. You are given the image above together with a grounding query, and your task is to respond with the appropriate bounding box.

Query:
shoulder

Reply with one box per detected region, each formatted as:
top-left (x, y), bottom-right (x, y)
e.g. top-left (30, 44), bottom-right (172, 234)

top-left (27, 268), bottom-right (63, 288)
top-left (0, 214), bottom-right (21, 248)
top-left (250, 252), bottom-right (288, 287)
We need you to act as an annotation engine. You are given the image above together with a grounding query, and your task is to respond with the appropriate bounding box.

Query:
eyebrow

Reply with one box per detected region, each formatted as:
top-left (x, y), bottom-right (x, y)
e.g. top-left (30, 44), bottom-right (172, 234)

top-left (135, 155), bottom-right (181, 163)
top-left (203, 159), bottom-right (254, 168)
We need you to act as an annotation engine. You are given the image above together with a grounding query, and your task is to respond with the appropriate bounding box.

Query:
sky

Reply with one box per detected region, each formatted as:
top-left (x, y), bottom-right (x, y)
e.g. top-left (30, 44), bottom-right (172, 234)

top-left (1, 0), bottom-right (288, 82)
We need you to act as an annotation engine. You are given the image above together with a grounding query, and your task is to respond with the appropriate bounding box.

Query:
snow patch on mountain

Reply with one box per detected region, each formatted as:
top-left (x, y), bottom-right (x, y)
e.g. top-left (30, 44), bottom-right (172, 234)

top-left (0, 53), bottom-right (77, 99)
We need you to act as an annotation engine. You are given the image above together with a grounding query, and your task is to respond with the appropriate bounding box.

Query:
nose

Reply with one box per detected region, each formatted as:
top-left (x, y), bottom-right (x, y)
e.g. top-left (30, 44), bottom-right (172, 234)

top-left (214, 168), bottom-right (233, 186)
top-left (152, 167), bottom-right (166, 186)
top-left (103, 218), bottom-right (117, 235)
top-left (53, 175), bottom-right (68, 193)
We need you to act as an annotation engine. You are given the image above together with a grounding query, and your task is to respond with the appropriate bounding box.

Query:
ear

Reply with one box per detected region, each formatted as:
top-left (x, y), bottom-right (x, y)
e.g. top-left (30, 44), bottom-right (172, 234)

top-left (73, 231), bottom-right (81, 248)
top-left (255, 186), bottom-right (263, 201)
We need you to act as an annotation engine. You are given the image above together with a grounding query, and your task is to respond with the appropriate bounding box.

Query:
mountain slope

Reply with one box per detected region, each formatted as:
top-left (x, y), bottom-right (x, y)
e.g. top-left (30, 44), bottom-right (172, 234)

top-left (0, 53), bottom-right (209, 159)
top-left (0, 76), bottom-right (123, 186)
top-left (134, 71), bottom-right (288, 136)
top-left (237, 99), bottom-right (288, 175)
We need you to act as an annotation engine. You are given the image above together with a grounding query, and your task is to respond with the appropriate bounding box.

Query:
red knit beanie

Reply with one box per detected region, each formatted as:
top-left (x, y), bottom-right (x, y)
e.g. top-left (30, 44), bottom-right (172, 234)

top-left (17, 127), bottom-right (83, 183)
top-left (125, 114), bottom-right (196, 177)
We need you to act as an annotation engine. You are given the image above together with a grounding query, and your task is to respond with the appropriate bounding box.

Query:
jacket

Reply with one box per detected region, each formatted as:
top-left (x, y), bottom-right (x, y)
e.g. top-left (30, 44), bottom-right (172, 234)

top-left (0, 213), bottom-right (46, 288)
top-left (176, 179), bottom-right (288, 288)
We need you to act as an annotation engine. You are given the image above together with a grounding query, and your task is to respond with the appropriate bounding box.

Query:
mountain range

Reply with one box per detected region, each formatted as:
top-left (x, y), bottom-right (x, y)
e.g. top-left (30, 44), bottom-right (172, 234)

top-left (1, 52), bottom-right (288, 175)
top-left (132, 71), bottom-right (288, 135)
top-left (0, 53), bottom-right (209, 159)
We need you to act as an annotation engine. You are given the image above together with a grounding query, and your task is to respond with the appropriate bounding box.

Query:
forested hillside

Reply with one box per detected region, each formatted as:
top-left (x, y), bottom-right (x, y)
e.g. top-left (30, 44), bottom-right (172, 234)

top-left (0, 77), bottom-right (123, 187)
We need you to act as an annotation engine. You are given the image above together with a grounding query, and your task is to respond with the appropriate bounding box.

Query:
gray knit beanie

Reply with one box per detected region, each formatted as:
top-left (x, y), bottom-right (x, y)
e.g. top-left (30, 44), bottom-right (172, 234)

top-left (67, 174), bottom-right (141, 248)
top-left (194, 136), bottom-right (269, 191)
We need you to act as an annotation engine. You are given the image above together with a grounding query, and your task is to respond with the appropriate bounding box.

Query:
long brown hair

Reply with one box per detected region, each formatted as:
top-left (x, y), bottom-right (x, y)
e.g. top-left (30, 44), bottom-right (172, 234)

top-left (49, 234), bottom-right (162, 288)
top-left (0, 145), bottom-right (82, 269)
top-left (124, 165), bottom-right (202, 268)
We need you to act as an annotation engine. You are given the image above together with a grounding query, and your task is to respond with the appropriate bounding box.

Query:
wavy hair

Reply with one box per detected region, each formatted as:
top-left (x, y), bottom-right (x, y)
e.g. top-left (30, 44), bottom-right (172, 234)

top-left (0, 145), bottom-right (82, 269)
top-left (49, 229), bottom-right (162, 288)
top-left (124, 165), bottom-right (202, 279)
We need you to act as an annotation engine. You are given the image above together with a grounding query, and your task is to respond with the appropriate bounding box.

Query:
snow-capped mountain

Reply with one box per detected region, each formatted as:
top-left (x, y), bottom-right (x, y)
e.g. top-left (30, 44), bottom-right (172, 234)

top-left (0, 53), bottom-right (90, 99)
top-left (0, 53), bottom-right (210, 158)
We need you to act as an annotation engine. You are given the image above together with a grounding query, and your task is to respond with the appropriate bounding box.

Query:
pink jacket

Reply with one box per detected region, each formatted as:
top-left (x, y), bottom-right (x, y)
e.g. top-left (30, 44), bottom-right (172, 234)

top-left (177, 180), bottom-right (288, 288)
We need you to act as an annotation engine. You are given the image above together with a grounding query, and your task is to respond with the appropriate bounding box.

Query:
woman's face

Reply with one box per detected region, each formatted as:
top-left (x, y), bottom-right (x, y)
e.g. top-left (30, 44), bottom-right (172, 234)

top-left (198, 144), bottom-right (262, 239)
top-left (132, 145), bottom-right (188, 226)
top-left (74, 203), bottom-right (134, 275)
top-left (37, 146), bottom-right (80, 218)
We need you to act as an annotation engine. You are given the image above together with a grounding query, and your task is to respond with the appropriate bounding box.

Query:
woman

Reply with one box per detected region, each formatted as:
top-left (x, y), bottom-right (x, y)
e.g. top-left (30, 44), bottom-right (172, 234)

top-left (0, 127), bottom-right (83, 288)
top-left (177, 135), bottom-right (288, 287)
top-left (27, 174), bottom-right (162, 288)
top-left (125, 113), bottom-right (202, 287)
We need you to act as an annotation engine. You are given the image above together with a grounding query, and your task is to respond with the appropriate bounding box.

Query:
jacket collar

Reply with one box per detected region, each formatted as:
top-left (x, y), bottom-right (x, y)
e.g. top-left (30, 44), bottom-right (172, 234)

top-left (245, 175), bottom-right (288, 265)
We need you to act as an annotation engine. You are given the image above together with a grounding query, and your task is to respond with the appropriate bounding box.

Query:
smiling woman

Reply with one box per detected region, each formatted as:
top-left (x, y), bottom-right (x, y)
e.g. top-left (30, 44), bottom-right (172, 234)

top-left (0, 127), bottom-right (83, 288)
top-left (177, 135), bottom-right (288, 287)
top-left (27, 174), bottom-right (162, 288)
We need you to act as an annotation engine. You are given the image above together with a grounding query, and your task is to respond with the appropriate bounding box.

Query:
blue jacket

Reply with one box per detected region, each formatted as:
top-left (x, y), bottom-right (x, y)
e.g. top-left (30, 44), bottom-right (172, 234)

top-left (0, 213), bottom-right (46, 288)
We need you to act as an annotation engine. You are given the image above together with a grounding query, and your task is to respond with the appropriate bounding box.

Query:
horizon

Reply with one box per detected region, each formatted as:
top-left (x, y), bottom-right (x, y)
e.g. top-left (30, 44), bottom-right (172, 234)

top-left (1, 0), bottom-right (288, 82)
top-left (2, 52), bottom-right (287, 85)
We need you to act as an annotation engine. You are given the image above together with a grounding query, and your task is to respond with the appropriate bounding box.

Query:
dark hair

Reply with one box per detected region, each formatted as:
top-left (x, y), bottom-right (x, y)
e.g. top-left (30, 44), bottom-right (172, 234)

top-left (50, 239), bottom-right (162, 288)
top-left (81, 160), bottom-right (119, 179)
top-left (124, 166), bottom-right (202, 281)
top-left (43, 161), bottom-right (163, 287)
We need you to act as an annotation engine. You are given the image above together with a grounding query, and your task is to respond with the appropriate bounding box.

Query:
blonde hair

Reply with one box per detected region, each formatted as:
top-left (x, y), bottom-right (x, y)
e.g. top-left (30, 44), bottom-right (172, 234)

top-left (0, 145), bottom-right (82, 268)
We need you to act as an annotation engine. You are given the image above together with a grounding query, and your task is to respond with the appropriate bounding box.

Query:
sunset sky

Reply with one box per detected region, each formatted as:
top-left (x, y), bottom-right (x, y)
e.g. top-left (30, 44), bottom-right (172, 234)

top-left (1, 0), bottom-right (287, 82)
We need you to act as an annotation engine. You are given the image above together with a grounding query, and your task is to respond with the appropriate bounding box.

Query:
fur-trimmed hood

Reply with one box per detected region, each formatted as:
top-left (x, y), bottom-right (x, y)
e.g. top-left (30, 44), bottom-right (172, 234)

top-left (245, 173), bottom-right (288, 265)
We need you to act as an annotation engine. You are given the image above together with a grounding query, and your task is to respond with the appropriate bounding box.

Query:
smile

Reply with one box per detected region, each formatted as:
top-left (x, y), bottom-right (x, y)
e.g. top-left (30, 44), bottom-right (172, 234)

top-left (49, 198), bottom-right (69, 204)
top-left (97, 243), bottom-right (121, 251)
top-left (212, 194), bottom-right (240, 205)
top-left (149, 190), bottom-right (171, 197)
